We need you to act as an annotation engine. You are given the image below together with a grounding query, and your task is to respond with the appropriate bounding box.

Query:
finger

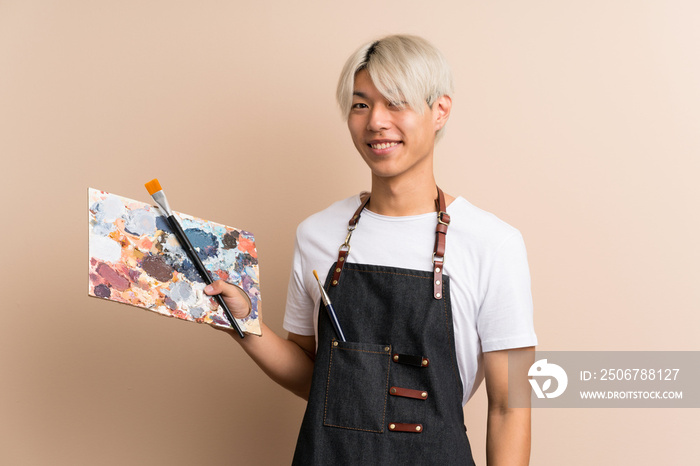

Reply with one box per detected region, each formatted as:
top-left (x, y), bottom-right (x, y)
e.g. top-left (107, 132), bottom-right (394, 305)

top-left (229, 284), bottom-right (253, 318)
top-left (204, 279), bottom-right (229, 296)
top-left (204, 280), bottom-right (252, 318)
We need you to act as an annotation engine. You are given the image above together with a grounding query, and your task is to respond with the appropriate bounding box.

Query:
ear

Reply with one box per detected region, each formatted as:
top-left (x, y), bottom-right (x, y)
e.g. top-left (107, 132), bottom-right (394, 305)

top-left (432, 95), bottom-right (452, 132)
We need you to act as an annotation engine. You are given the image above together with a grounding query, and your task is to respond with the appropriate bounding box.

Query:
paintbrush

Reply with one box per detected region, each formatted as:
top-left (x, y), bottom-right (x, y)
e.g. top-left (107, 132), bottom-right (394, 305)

top-left (313, 270), bottom-right (346, 342)
top-left (145, 178), bottom-right (245, 339)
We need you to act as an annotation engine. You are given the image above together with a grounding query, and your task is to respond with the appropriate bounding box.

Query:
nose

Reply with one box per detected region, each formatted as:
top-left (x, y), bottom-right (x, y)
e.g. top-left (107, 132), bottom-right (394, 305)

top-left (367, 105), bottom-right (391, 132)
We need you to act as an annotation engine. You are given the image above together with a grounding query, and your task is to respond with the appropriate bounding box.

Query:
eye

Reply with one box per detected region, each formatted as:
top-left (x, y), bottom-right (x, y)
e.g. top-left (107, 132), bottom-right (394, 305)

top-left (387, 101), bottom-right (408, 109)
top-left (351, 102), bottom-right (368, 109)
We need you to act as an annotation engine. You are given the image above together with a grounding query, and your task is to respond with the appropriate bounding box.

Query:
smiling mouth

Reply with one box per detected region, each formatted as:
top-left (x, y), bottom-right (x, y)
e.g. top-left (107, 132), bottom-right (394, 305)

top-left (369, 142), bottom-right (400, 150)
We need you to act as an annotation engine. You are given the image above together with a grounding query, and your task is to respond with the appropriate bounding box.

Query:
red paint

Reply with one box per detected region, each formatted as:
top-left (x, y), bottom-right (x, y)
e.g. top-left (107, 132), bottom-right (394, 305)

top-left (96, 262), bottom-right (130, 291)
top-left (238, 237), bottom-right (257, 258)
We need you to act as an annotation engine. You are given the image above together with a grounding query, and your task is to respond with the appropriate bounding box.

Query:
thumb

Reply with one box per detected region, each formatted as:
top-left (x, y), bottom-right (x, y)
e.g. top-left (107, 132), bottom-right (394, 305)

top-left (204, 279), bottom-right (228, 297)
top-left (204, 279), bottom-right (251, 319)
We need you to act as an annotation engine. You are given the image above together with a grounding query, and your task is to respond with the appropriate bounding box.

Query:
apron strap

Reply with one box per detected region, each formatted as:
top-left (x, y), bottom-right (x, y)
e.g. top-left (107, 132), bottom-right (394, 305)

top-left (433, 187), bottom-right (450, 299)
top-left (331, 187), bottom-right (450, 301)
top-left (330, 192), bottom-right (371, 287)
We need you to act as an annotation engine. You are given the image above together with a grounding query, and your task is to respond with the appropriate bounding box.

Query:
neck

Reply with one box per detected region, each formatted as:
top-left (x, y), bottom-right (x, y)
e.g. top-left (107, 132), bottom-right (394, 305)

top-left (368, 175), bottom-right (439, 216)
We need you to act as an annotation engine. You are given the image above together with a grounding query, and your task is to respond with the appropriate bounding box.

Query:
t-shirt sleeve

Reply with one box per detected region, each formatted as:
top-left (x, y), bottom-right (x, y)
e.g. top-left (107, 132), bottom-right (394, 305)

top-left (477, 231), bottom-right (538, 352)
top-left (282, 232), bottom-right (316, 336)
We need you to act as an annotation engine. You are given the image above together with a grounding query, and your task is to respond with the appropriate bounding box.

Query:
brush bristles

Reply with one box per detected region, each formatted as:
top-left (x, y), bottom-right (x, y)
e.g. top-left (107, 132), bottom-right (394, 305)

top-left (144, 178), bottom-right (162, 195)
top-left (313, 270), bottom-right (320, 281)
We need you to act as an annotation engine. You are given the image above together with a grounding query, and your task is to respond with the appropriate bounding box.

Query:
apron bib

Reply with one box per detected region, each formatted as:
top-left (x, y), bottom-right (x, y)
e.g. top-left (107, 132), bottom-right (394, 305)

top-left (292, 189), bottom-right (476, 465)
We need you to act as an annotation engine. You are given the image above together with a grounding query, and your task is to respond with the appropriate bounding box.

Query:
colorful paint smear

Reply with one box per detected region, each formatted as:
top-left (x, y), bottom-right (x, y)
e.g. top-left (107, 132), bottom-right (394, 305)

top-left (88, 188), bottom-right (261, 335)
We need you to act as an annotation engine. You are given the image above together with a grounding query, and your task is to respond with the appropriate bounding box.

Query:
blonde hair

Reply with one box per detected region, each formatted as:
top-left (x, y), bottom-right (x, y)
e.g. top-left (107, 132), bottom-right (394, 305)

top-left (336, 35), bottom-right (454, 137)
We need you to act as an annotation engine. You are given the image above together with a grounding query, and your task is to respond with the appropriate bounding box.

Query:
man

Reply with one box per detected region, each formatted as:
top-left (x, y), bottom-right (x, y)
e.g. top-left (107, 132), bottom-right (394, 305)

top-left (206, 34), bottom-right (536, 465)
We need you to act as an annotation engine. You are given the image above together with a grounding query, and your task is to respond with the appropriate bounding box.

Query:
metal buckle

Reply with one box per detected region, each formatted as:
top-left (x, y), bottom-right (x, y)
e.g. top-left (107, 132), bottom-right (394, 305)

top-left (437, 211), bottom-right (450, 226)
top-left (340, 226), bottom-right (355, 252)
top-left (432, 253), bottom-right (444, 264)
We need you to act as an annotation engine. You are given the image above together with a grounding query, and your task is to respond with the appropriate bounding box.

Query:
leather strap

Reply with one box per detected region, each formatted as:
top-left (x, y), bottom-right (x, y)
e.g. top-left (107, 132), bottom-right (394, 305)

top-left (389, 386), bottom-right (428, 400)
top-left (392, 353), bottom-right (430, 368)
top-left (330, 192), bottom-right (370, 287)
top-left (433, 187), bottom-right (450, 299)
top-left (331, 187), bottom-right (450, 301)
top-left (388, 422), bottom-right (424, 433)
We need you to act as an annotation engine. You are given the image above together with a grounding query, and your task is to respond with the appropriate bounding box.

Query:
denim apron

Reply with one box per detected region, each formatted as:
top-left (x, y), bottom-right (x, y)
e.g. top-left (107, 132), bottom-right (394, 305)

top-left (292, 189), bottom-right (476, 465)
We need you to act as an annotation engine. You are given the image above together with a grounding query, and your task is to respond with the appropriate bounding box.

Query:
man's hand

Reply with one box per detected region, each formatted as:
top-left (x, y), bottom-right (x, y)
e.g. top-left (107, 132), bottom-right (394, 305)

top-left (204, 279), bottom-right (253, 321)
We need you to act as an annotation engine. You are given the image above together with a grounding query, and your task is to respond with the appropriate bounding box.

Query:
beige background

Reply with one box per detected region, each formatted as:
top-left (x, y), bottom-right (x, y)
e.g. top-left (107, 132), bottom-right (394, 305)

top-left (1, 1), bottom-right (698, 465)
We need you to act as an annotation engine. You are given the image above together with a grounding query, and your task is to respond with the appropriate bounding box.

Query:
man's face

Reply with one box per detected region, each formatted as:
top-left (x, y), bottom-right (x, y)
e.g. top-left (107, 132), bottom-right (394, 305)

top-left (347, 70), bottom-right (445, 183)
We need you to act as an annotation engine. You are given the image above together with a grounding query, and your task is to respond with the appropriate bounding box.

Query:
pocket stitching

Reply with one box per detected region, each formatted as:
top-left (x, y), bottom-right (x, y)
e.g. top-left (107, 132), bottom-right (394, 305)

top-left (323, 343), bottom-right (391, 433)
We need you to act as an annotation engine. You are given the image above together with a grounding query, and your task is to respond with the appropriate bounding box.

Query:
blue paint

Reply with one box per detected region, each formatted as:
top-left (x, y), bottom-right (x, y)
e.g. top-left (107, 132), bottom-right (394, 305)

top-left (235, 252), bottom-right (257, 273)
top-left (184, 228), bottom-right (219, 259)
top-left (178, 259), bottom-right (205, 283)
top-left (155, 215), bottom-right (172, 233)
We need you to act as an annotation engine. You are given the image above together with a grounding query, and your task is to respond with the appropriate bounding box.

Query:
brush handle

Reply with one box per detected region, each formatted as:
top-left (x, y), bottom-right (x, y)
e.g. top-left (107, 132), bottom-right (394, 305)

top-left (324, 302), bottom-right (346, 342)
top-left (166, 215), bottom-right (245, 339)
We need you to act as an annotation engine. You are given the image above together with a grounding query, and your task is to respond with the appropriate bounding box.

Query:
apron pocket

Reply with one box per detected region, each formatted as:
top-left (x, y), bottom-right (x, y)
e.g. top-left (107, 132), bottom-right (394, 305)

top-left (323, 339), bottom-right (392, 433)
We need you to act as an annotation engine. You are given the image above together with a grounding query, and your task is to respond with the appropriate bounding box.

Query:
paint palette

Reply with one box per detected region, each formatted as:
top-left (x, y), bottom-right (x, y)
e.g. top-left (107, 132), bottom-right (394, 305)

top-left (88, 188), bottom-right (262, 335)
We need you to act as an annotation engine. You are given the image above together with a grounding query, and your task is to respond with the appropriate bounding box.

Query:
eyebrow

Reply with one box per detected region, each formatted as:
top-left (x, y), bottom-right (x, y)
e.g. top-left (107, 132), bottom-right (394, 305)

top-left (352, 91), bottom-right (368, 99)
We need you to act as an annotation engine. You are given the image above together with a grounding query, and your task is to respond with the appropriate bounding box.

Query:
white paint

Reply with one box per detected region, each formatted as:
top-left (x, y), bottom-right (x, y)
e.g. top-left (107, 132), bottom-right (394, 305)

top-left (94, 194), bottom-right (125, 224)
top-left (125, 208), bottom-right (156, 236)
top-left (89, 234), bottom-right (122, 263)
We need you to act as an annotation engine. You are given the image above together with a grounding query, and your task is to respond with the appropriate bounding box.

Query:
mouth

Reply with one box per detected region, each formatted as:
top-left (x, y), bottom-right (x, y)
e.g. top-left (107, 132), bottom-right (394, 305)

top-left (367, 140), bottom-right (402, 151)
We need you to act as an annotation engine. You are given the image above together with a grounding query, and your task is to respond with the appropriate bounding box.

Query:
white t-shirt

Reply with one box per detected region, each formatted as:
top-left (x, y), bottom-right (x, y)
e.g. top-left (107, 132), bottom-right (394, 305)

top-left (283, 194), bottom-right (538, 405)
